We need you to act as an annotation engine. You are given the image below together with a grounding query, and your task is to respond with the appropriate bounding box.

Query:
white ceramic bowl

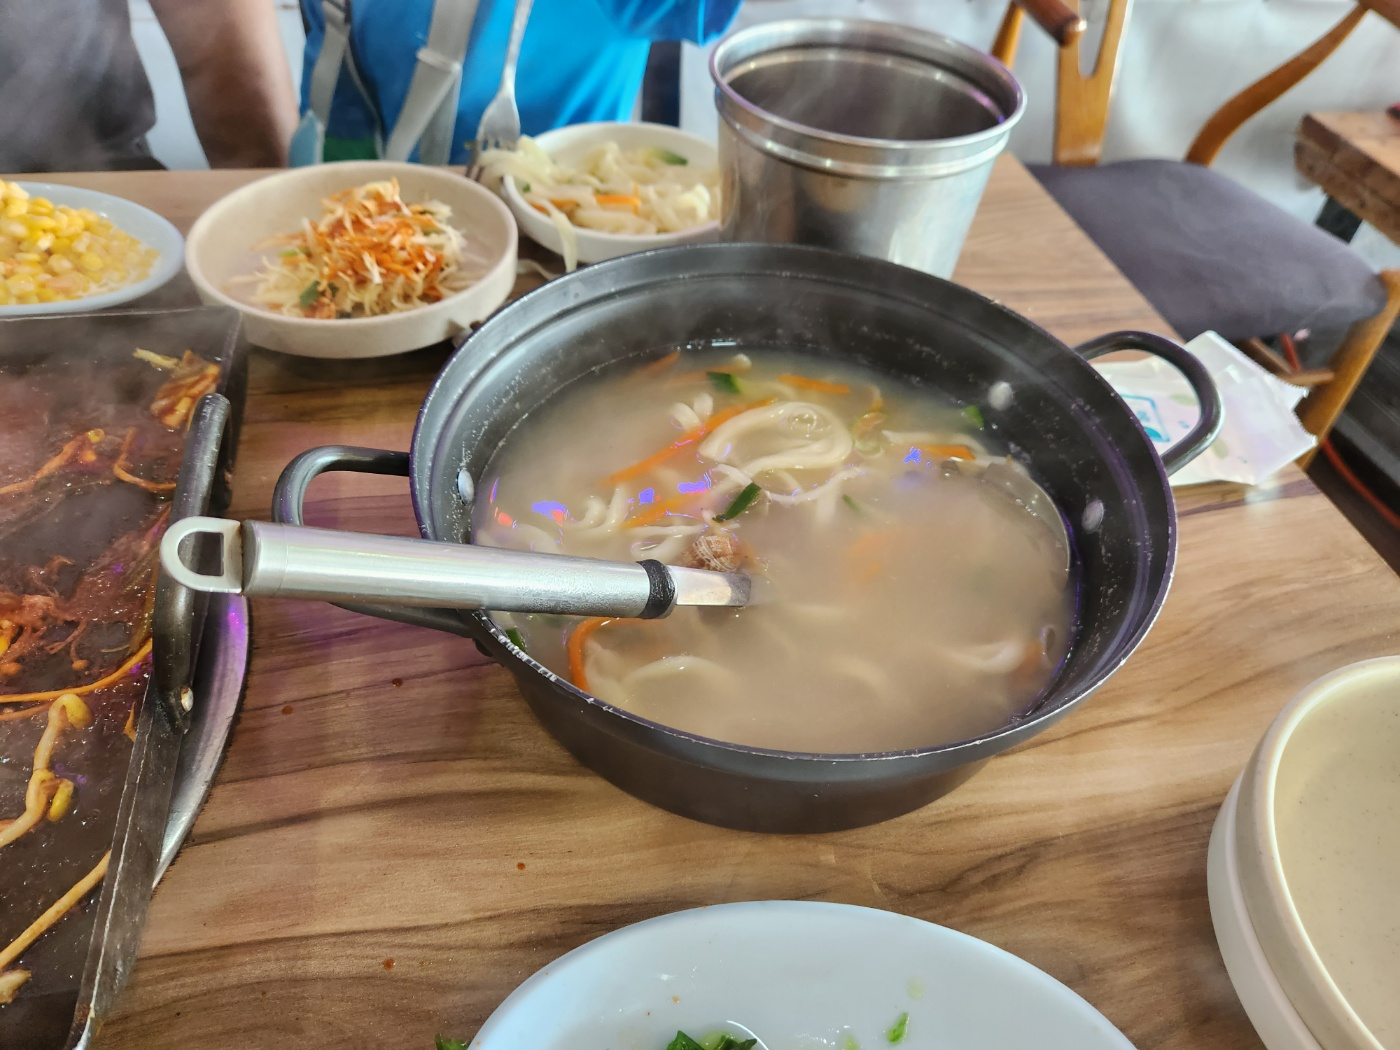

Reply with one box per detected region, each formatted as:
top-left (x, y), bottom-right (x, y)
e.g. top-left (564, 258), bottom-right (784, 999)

top-left (185, 161), bottom-right (517, 358)
top-left (1235, 657), bottom-right (1400, 1050)
top-left (474, 901), bottom-right (1136, 1050)
top-left (499, 121), bottom-right (719, 266)
top-left (1208, 776), bottom-right (1324, 1050)
top-left (1, 182), bottom-right (184, 317)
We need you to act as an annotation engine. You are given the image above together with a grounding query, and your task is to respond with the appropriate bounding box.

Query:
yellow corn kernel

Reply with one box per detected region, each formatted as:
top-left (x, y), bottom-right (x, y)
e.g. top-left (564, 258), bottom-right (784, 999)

top-left (25, 215), bottom-right (57, 231)
top-left (2, 219), bottom-right (25, 238)
top-left (47, 254), bottom-right (74, 274)
top-left (4, 201), bottom-right (28, 219)
top-left (35, 287), bottom-right (59, 303)
top-left (28, 197), bottom-right (53, 216)
top-left (78, 252), bottom-right (103, 272)
top-left (14, 252), bottom-right (41, 265)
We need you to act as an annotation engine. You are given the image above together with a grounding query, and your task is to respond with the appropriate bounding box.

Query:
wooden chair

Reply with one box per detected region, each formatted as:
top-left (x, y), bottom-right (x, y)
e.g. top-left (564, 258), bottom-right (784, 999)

top-left (992, 0), bottom-right (1400, 464)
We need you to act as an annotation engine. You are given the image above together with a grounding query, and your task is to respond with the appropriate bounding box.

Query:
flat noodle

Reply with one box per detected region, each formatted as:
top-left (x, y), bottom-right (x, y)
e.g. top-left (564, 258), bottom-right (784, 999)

top-left (476, 352), bottom-right (1073, 753)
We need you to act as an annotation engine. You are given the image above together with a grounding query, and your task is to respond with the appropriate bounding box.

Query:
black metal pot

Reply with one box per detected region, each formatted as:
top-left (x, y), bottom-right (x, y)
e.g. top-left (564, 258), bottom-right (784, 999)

top-left (273, 244), bottom-right (1221, 833)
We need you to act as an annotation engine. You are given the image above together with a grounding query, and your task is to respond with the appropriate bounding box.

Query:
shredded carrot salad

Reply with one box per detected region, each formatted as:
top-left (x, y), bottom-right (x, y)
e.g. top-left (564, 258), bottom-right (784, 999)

top-left (243, 179), bottom-right (483, 319)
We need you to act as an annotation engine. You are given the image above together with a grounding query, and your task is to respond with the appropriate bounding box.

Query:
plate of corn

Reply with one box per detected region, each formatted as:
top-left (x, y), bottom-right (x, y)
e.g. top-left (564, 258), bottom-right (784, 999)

top-left (0, 180), bottom-right (184, 315)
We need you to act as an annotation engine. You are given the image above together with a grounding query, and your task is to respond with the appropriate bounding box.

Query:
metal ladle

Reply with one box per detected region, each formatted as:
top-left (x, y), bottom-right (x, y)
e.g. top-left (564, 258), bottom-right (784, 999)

top-left (160, 517), bottom-right (750, 619)
top-left (978, 460), bottom-right (1073, 584)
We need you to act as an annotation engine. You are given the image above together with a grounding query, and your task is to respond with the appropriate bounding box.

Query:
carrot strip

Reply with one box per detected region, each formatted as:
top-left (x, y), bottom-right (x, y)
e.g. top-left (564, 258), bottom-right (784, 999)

top-left (776, 373), bottom-right (851, 395)
top-left (594, 193), bottom-right (641, 211)
top-left (0, 638), bottom-right (151, 705)
top-left (604, 398), bottom-right (774, 486)
top-left (567, 618), bottom-right (615, 693)
top-left (630, 350), bottom-right (681, 381)
top-left (918, 444), bottom-right (976, 462)
top-left (0, 851), bottom-right (110, 975)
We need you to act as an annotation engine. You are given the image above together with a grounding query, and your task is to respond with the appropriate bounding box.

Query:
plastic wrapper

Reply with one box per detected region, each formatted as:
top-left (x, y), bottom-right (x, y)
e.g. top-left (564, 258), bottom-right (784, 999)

top-left (1094, 331), bottom-right (1316, 487)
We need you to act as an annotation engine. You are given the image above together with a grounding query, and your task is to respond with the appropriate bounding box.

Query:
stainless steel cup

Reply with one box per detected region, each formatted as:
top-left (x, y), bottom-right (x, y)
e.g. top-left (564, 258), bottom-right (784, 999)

top-left (710, 19), bottom-right (1025, 278)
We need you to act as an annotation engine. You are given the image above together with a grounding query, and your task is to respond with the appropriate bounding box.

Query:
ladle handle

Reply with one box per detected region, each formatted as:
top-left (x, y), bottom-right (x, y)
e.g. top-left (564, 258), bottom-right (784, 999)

top-left (161, 517), bottom-right (679, 619)
top-left (271, 445), bottom-right (478, 637)
top-left (1076, 330), bottom-right (1224, 475)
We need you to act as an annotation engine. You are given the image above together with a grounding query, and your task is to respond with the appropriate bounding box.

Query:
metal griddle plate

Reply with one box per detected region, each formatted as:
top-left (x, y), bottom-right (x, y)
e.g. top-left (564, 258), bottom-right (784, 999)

top-left (0, 308), bottom-right (249, 1050)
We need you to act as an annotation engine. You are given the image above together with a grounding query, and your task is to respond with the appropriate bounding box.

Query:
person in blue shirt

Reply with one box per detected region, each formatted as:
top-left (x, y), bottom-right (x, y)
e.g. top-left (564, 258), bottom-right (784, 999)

top-left (298, 0), bottom-right (744, 165)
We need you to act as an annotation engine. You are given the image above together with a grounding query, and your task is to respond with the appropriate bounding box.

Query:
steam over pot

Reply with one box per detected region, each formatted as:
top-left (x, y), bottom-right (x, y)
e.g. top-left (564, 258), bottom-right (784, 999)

top-left (273, 244), bottom-right (1221, 833)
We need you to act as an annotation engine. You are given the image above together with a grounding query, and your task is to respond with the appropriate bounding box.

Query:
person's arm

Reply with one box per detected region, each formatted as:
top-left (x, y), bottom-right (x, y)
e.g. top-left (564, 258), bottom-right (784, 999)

top-left (149, 0), bottom-right (299, 167)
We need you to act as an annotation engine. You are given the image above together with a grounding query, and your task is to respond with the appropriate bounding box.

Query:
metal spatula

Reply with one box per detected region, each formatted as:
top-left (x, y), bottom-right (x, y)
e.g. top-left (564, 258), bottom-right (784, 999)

top-left (160, 517), bottom-right (750, 619)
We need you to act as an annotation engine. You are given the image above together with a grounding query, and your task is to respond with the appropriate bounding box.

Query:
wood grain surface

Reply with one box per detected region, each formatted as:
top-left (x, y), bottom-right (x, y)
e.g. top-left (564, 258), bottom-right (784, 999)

top-left (30, 159), bottom-right (1400, 1050)
top-left (1296, 110), bottom-right (1400, 244)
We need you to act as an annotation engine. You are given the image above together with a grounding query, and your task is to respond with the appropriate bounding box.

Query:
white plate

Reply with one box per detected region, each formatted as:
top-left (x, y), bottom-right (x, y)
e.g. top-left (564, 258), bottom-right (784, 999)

top-left (474, 901), bottom-right (1136, 1050)
top-left (1, 182), bottom-right (184, 316)
top-left (1207, 777), bottom-right (1324, 1050)
top-left (500, 122), bottom-right (720, 266)
top-left (185, 161), bottom-right (517, 359)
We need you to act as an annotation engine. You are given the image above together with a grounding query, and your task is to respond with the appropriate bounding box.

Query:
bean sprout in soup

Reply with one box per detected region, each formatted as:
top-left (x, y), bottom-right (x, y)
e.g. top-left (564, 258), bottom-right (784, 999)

top-left (474, 351), bottom-right (1074, 754)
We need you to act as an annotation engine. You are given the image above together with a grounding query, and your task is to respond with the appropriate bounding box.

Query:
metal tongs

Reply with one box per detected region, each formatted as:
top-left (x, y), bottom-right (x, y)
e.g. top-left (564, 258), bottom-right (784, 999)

top-left (160, 517), bottom-right (750, 619)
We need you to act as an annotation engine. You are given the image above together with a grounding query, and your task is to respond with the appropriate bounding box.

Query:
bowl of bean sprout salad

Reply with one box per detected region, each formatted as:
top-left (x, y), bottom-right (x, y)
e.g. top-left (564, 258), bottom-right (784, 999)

top-left (478, 122), bottom-right (720, 272)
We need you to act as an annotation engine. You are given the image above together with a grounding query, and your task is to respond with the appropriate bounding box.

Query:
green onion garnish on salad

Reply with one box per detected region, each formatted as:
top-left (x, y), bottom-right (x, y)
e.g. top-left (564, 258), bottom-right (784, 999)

top-left (651, 147), bottom-right (690, 166)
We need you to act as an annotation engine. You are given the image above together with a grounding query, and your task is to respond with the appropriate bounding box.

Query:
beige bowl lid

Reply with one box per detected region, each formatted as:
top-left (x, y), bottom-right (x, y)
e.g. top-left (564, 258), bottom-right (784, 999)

top-left (1238, 657), bottom-right (1400, 1050)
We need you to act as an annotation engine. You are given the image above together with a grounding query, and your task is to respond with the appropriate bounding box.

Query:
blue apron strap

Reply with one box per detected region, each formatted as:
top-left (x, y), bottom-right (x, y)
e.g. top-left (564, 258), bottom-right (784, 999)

top-left (291, 0), bottom-right (383, 166)
top-left (384, 0), bottom-right (485, 164)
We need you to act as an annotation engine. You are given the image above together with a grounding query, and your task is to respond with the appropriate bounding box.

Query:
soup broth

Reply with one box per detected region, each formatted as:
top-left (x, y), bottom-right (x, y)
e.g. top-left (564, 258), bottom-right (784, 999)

top-left (473, 351), bottom-right (1074, 754)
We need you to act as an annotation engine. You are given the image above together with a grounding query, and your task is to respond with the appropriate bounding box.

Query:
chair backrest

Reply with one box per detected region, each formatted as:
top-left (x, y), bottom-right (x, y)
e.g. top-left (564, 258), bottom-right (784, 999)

top-left (991, 0), bottom-right (1130, 167)
top-left (994, 0), bottom-right (1400, 169)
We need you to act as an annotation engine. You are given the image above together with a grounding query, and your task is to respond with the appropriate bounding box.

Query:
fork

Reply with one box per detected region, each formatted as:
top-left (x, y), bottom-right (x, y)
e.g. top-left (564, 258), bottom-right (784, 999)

top-left (468, 0), bottom-right (535, 179)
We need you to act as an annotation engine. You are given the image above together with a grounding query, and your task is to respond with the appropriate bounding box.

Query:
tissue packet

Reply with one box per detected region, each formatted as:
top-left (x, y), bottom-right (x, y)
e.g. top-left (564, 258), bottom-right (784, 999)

top-left (1092, 331), bottom-right (1316, 487)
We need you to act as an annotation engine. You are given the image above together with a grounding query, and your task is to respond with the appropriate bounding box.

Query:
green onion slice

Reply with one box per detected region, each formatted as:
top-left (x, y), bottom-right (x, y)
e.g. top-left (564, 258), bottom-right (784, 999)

top-left (715, 482), bottom-right (762, 522)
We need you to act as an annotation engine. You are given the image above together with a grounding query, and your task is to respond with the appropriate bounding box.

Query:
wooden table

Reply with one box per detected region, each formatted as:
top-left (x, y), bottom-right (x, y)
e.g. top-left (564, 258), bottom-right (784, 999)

top-left (33, 159), bottom-right (1400, 1050)
top-left (1296, 110), bottom-right (1400, 244)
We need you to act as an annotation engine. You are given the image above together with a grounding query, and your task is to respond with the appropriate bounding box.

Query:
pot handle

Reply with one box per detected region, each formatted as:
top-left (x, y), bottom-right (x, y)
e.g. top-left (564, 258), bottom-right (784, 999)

top-left (271, 445), bottom-right (479, 638)
top-left (1075, 330), bottom-right (1224, 476)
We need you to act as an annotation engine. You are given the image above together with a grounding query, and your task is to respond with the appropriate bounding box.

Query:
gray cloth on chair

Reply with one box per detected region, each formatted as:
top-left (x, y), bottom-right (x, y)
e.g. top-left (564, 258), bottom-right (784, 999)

top-left (1029, 159), bottom-right (1388, 341)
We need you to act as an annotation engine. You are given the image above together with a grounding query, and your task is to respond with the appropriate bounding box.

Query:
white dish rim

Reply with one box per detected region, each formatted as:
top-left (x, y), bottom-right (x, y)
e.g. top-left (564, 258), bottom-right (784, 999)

top-left (1237, 656), bottom-right (1400, 1050)
top-left (473, 899), bottom-right (1137, 1049)
top-left (1208, 775), bottom-right (1324, 1050)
